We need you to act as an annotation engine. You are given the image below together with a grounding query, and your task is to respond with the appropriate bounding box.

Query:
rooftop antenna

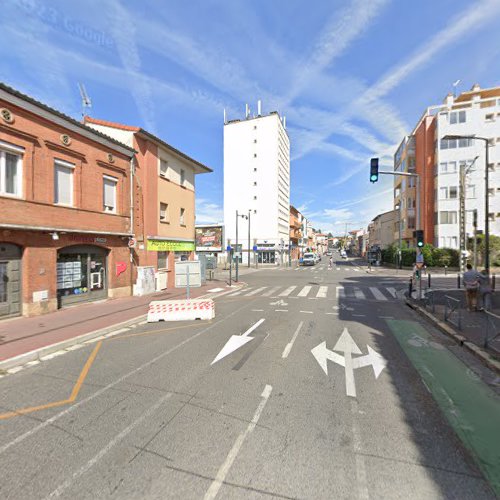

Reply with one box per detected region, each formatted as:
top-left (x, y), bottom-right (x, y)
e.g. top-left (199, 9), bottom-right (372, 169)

top-left (78, 82), bottom-right (92, 119)
top-left (452, 79), bottom-right (461, 98)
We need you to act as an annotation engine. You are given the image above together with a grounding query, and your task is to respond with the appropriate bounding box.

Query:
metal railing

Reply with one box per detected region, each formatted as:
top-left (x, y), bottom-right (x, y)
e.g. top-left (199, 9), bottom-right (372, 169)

top-left (444, 295), bottom-right (462, 330)
top-left (483, 310), bottom-right (500, 348)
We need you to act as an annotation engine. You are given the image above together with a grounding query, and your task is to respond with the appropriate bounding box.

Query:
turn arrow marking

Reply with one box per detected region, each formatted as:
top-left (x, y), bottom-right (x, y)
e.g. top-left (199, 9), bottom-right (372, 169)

top-left (211, 318), bottom-right (265, 365)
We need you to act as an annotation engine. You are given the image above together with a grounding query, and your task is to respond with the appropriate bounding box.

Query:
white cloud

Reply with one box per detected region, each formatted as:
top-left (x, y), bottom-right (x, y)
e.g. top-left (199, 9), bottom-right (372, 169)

top-left (195, 199), bottom-right (223, 225)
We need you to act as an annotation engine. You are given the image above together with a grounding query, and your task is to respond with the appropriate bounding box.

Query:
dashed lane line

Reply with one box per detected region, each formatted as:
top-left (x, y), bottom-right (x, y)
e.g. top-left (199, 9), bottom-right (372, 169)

top-left (282, 321), bottom-right (304, 359)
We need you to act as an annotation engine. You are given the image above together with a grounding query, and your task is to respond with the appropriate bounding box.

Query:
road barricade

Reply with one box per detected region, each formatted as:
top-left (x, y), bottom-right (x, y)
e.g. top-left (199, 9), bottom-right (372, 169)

top-left (147, 299), bottom-right (215, 322)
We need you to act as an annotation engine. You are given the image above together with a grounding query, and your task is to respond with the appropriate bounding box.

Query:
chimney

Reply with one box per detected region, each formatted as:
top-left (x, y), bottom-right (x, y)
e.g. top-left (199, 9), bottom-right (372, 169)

top-left (444, 93), bottom-right (454, 107)
top-left (257, 100), bottom-right (262, 116)
top-left (245, 103), bottom-right (250, 119)
top-left (471, 83), bottom-right (481, 92)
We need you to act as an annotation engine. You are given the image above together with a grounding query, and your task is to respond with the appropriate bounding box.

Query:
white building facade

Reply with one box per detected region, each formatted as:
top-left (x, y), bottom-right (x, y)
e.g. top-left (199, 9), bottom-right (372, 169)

top-left (224, 108), bottom-right (290, 265)
top-left (434, 86), bottom-right (500, 249)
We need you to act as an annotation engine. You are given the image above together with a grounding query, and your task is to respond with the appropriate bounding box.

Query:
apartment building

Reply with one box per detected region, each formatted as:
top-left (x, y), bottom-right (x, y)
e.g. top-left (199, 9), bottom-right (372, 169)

top-left (85, 117), bottom-right (212, 291)
top-left (289, 205), bottom-right (302, 262)
top-left (0, 83), bottom-right (136, 318)
top-left (394, 83), bottom-right (500, 250)
top-left (369, 210), bottom-right (396, 249)
top-left (224, 104), bottom-right (290, 265)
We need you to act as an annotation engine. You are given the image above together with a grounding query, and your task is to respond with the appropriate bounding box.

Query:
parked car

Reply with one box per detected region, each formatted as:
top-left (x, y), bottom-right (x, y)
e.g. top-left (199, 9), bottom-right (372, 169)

top-left (326, 251), bottom-right (332, 256)
top-left (302, 252), bottom-right (316, 266)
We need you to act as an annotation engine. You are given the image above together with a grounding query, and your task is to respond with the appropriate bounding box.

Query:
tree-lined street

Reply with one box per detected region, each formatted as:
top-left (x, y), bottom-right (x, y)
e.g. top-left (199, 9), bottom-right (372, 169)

top-left (1, 254), bottom-right (498, 499)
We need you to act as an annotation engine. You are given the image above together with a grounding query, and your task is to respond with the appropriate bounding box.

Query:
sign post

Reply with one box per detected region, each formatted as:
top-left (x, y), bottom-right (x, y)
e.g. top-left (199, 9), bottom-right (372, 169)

top-left (174, 261), bottom-right (201, 299)
top-left (253, 245), bottom-right (258, 269)
top-left (227, 245), bottom-right (232, 286)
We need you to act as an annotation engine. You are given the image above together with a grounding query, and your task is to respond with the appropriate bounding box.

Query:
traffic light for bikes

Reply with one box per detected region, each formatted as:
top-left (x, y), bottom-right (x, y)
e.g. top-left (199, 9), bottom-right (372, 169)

top-left (370, 158), bottom-right (379, 183)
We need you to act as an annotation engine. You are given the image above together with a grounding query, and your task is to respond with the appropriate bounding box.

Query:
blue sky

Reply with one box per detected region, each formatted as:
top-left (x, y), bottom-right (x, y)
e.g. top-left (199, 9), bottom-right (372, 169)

top-left (2, 0), bottom-right (500, 235)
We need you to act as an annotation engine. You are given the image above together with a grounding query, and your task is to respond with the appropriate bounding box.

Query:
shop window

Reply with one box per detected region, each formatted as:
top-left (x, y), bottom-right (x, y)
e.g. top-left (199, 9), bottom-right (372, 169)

top-left (160, 202), bottom-right (169, 222)
top-left (0, 143), bottom-right (23, 197)
top-left (158, 251), bottom-right (168, 269)
top-left (103, 175), bottom-right (117, 213)
top-left (54, 159), bottom-right (74, 206)
top-left (175, 251), bottom-right (190, 262)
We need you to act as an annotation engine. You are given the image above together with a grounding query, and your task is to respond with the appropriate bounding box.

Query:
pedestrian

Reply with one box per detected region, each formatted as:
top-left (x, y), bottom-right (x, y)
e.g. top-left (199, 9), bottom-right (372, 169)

top-left (478, 269), bottom-right (492, 311)
top-left (463, 263), bottom-right (480, 312)
top-left (329, 256), bottom-right (333, 269)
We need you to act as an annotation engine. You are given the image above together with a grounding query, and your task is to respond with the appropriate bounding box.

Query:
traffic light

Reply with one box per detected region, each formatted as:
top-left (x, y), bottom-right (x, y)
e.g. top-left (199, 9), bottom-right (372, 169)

top-left (416, 230), bottom-right (424, 248)
top-left (370, 158), bottom-right (379, 183)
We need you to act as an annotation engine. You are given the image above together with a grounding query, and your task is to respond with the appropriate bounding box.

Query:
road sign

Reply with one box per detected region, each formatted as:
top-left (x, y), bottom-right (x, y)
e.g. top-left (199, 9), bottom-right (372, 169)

top-left (311, 328), bottom-right (387, 398)
top-left (253, 245), bottom-right (258, 252)
top-left (416, 253), bottom-right (424, 263)
top-left (226, 245), bottom-right (232, 252)
top-left (211, 318), bottom-right (265, 364)
top-left (128, 237), bottom-right (136, 248)
top-left (175, 261), bottom-right (202, 288)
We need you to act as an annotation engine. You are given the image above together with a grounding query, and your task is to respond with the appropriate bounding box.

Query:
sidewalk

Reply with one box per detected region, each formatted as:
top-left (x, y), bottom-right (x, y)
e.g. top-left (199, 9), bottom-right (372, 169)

top-left (0, 277), bottom-right (238, 369)
top-left (406, 290), bottom-right (500, 374)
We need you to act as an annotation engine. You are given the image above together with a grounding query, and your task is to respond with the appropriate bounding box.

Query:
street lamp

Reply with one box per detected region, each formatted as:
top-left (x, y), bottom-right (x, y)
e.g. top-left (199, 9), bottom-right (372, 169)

top-left (235, 210), bottom-right (249, 281)
top-left (443, 135), bottom-right (491, 272)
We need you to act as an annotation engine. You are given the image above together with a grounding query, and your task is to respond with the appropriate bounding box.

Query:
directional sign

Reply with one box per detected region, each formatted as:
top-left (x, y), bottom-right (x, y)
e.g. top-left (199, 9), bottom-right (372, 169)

top-left (211, 318), bottom-right (265, 365)
top-left (311, 328), bottom-right (387, 398)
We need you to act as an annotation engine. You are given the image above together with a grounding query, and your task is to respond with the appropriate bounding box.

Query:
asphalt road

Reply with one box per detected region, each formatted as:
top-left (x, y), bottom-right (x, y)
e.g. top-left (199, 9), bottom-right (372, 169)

top-left (0, 254), bottom-right (498, 499)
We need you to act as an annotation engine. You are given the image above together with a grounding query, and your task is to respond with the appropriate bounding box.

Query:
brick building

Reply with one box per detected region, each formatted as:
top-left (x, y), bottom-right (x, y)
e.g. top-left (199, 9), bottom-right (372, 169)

top-left (84, 117), bottom-right (211, 291)
top-left (0, 83), bottom-right (135, 318)
top-left (289, 205), bottom-right (301, 262)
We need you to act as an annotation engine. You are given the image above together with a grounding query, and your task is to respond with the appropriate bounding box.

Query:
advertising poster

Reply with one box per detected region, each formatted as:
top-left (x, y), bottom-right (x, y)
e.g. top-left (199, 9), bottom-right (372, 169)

top-left (195, 225), bottom-right (223, 252)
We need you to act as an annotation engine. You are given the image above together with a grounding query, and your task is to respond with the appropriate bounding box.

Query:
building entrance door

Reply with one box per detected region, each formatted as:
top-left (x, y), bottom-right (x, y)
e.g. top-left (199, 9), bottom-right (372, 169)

top-left (0, 243), bottom-right (22, 318)
top-left (258, 251), bottom-right (276, 264)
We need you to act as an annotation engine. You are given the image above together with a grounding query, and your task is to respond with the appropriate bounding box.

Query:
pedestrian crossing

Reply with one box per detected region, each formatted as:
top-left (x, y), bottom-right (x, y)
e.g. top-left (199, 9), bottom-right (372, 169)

top-left (225, 284), bottom-right (401, 301)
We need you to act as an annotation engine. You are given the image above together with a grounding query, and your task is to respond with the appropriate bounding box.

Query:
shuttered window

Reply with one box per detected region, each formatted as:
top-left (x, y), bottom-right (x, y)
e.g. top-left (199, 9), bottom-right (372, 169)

top-left (103, 176), bottom-right (117, 213)
top-left (54, 160), bottom-right (74, 206)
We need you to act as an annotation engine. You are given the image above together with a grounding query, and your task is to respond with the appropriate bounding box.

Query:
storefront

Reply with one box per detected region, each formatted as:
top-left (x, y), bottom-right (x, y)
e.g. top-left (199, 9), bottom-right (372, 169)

top-left (57, 245), bottom-right (108, 307)
top-left (256, 243), bottom-right (277, 265)
top-left (0, 243), bottom-right (22, 319)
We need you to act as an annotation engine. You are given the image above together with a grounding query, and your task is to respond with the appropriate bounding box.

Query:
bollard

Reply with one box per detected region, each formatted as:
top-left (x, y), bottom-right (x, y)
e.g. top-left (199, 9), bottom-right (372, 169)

top-left (409, 277), bottom-right (413, 297)
top-left (493, 274), bottom-right (496, 292)
top-left (457, 274), bottom-right (460, 289)
top-left (428, 273), bottom-right (431, 289)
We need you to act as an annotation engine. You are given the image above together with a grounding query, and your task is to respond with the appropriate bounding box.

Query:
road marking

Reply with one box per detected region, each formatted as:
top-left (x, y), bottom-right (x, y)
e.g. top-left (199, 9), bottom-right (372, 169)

top-left (48, 392), bottom-right (173, 498)
top-left (351, 399), bottom-right (369, 500)
top-left (298, 286), bottom-right (312, 297)
top-left (244, 287), bottom-right (267, 296)
top-left (0, 341), bottom-right (102, 421)
top-left (300, 310), bottom-right (313, 314)
top-left (326, 312), bottom-right (339, 315)
top-left (317, 286), bottom-right (328, 298)
top-left (0, 302), bottom-right (251, 455)
top-left (354, 288), bottom-right (365, 300)
top-left (251, 309), bottom-right (264, 312)
top-left (282, 321), bottom-right (304, 359)
top-left (275, 309), bottom-right (288, 312)
top-left (369, 287), bottom-right (387, 301)
top-left (279, 286), bottom-right (296, 297)
top-left (336, 286), bottom-right (345, 298)
top-left (205, 385), bottom-right (272, 500)
top-left (386, 287), bottom-right (397, 298)
top-left (352, 314), bottom-right (366, 317)
top-left (227, 288), bottom-right (248, 297)
top-left (262, 286), bottom-right (281, 296)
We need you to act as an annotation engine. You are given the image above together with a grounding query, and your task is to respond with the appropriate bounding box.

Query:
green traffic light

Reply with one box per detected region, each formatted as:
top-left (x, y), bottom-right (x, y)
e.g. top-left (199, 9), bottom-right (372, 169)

top-left (370, 175), bottom-right (378, 182)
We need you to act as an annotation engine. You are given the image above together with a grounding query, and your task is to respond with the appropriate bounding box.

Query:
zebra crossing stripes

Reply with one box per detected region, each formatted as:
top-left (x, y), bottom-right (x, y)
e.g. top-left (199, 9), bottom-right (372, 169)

top-left (369, 287), bottom-right (388, 301)
top-left (226, 288), bottom-right (247, 297)
top-left (297, 285), bottom-right (312, 297)
top-left (317, 286), bottom-right (328, 298)
top-left (262, 286), bottom-right (281, 296)
top-left (386, 287), bottom-right (397, 298)
top-left (244, 286), bottom-right (267, 296)
top-left (280, 286), bottom-right (297, 297)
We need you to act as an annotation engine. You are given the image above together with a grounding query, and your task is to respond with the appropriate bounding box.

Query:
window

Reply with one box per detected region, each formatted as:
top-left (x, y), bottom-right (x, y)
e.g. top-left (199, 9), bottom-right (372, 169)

top-left (103, 176), bottom-right (117, 213)
top-left (449, 186), bottom-right (458, 199)
top-left (488, 188), bottom-right (495, 196)
top-left (439, 162), bottom-right (447, 174)
top-left (0, 146), bottom-right (22, 197)
top-left (253, 195), bottom-right (257, 200)
top-left (160, 202), bottom-right (169, 222)
top-left (54, 159), bottom-right (74, 206)
top-left (253, 139), bottom-right (257, 143)
top-left (254, 153), bottom-right (257, 158)
top-left (466, 185), bottom-right (476, 198)
top-left (158, 251), bottom-right (168, 269)
top-left (488, 163), bottom-right (495, 172)
top-left (253, 181), bottom-right (257, 186)
top-left (253, 167), bottom-right (257, 172)
top-left (439, 211), bottom-right (457, 224)
top-left (489, 213), bottom-right (495, 221)
top-left (160, 159), bottom-right (168, 177)
top-left (450, 110), bottom-right (466, 124)
top-left (440, 187), bottom-right (448, 199)
top-left (486, 113), bottom-right (495, 122)
top-left (180, 169), bottom-right (185, 186)
top-left (448, 161), bottom-right (457, 173)
top-left (180, 207), bottom-right (185, 225)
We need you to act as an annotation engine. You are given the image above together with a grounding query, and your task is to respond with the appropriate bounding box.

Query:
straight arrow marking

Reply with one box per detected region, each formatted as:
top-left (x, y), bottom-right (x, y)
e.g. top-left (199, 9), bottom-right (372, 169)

top-left (211, 318), bottom-right (265, 365)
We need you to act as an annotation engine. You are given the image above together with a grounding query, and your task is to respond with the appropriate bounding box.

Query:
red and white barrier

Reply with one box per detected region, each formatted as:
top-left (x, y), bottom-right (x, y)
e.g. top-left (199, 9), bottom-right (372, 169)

top-left (147, 299), bottom-right (215, 322)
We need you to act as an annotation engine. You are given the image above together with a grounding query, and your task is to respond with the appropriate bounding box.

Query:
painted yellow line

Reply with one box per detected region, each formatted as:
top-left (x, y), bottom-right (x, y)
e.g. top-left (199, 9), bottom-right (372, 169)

top-left (111, 322), bottom-right (211, 340)
top-left (0, 341), bottom-right (102, 421)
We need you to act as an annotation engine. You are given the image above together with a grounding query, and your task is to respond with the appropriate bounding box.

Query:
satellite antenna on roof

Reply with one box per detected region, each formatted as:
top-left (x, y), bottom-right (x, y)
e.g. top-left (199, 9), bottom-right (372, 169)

top-left (77, 82), bottom-right (92, 119)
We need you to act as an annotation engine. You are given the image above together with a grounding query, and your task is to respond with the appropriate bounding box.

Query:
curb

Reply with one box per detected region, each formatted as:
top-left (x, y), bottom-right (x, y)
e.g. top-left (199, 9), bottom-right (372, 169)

top-left (0, 313), bottom-right (148, 372)
top-left (405, 299), bottom-right (500, 375)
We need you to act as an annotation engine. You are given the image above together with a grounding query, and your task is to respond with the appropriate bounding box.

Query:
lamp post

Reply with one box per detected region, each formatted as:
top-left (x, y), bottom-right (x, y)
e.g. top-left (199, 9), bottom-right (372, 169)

top-left (443, 135), bottom-right (491, 272)
top-left (235, 210), bottom-right (249, 281)
top-left (247, 209), bottom-right (251, 268)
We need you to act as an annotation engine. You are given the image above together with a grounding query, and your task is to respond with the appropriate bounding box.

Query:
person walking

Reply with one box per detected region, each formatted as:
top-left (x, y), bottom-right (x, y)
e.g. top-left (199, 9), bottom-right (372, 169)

top-left (329, 256), bottom-right (333, 269)
top-left (478, 269), bottom-right (492, 311)
top-left (463, 263), bottom-right (480, 312)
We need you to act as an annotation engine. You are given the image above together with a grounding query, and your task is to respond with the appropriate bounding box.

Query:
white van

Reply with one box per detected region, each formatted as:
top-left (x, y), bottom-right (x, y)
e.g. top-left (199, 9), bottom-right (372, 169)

top-left (302, 252), bottom-right (316, 266)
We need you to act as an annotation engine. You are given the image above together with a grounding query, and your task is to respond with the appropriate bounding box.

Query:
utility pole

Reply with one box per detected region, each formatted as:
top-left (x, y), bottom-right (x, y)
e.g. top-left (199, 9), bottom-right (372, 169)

top-left (247, 209), bottom-right (251, 268)
top-left (459, 164), bottom-right (466, 273)
top-left (235, 210), bottom-right (239, 282)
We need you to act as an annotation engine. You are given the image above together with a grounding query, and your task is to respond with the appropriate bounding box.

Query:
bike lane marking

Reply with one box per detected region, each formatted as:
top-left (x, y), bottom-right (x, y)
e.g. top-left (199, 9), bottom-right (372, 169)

top-left (386, 319), bottom-right (500, 496)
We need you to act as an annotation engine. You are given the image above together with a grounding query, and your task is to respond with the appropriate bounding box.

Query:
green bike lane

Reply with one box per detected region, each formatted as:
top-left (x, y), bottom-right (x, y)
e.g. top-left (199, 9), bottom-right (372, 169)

top-left (386, 319), bottom-right (500, 496)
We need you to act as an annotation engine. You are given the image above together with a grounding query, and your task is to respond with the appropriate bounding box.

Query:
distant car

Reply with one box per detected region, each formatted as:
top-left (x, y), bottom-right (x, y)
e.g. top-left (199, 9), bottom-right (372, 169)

top-left (302, 252), bottom-right (316, 266)
top-left (326, 251), bottom-right (332, 256)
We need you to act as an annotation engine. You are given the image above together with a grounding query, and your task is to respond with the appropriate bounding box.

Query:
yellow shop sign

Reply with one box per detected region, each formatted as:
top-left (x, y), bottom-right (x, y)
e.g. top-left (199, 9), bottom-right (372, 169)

top-left (147, 239), bottom-right (195, 251)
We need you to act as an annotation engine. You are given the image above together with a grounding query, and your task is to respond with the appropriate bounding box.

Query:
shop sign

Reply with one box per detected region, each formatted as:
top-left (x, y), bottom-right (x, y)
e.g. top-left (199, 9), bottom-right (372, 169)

top-left (68, 235), bottom-right (108, 244)
top-left (195, 225), bottom-right (223, 252)
top-left (147, 239), bottom-right (195, 252)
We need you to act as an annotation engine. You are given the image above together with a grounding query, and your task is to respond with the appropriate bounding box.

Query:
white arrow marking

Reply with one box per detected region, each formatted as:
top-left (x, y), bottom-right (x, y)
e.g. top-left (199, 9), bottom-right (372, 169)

top-left (352, 345), bottom-right (387, 379)
top-left (211, 318), bottom-right (265, 365)
top-left (333, 328), bottom-right (361, 397)
top-left (311, 341), bottom-right (345, 375)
